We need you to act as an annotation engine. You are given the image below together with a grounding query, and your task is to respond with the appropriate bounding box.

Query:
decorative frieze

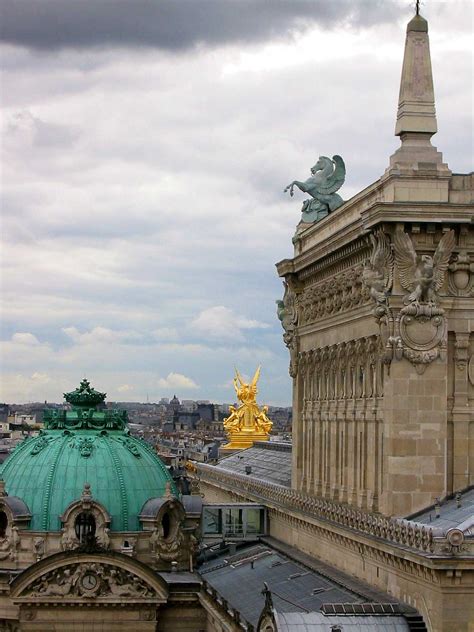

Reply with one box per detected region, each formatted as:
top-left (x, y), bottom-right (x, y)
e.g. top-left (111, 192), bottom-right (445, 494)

top-left (298, 335), bottom-right (383, 402)
top-left (299, 265), bottom-right (370, 325)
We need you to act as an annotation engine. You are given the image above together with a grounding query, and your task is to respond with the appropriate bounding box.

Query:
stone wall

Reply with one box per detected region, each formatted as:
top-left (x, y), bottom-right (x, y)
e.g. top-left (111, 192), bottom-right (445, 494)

top-left (197, 467), bottom-right (474, 632)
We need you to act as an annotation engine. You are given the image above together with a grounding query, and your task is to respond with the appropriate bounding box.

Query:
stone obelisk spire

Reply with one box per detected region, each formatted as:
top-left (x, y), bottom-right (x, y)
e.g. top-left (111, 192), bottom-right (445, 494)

top-left (395, 12), bottom-right (437, 137)
top-left (386, 8), bottom-right (450, 178)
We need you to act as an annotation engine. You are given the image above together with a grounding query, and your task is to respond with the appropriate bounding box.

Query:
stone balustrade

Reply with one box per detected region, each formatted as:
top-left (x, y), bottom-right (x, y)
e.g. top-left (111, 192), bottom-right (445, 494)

top-left (195, 463), bottom-right (440, 555)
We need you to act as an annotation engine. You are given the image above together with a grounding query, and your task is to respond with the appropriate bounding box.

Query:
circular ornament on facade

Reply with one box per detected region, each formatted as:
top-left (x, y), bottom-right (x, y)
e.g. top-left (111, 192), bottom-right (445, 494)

top-left (81, 573), bottom-right (98, 592)
top-left (399, 312), bottom-right (445, 351)
top-left (453, 270), bottom-right (470, 290)
top-left (468, 355), bottom-right (474, 386)
top-left (446, 528), bottom-right (464, 547)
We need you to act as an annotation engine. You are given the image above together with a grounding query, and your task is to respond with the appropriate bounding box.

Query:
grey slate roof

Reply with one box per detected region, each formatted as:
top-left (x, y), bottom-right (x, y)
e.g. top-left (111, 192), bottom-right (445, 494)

top-left (275, 611), bottom-right (409, 631)
top-left (409, 487), bottom-right (474, 532)
top-left (217, 441), bottom-right (292, 487)
top-left (200, 543), bottom-right (374, 626)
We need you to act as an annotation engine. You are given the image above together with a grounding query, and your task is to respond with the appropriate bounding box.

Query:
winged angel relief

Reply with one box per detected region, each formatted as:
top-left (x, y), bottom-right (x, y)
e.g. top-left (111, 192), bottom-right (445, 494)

top-left (394, 228), bottom-right (456, 306)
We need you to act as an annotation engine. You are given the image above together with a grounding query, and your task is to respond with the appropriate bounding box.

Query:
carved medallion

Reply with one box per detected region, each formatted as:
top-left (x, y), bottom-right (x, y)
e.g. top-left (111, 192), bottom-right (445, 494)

top-left (448, 252), bottom-right (474, 297)
top-left (399, 311), bottom-right (445, 351)
top-left (396, 304), bottom-right (446, 373)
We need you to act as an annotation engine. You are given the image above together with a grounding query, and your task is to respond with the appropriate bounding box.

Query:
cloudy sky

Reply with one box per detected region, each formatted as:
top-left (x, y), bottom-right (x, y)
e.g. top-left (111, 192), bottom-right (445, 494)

top-left (1, 0), bottom-right (472, 405)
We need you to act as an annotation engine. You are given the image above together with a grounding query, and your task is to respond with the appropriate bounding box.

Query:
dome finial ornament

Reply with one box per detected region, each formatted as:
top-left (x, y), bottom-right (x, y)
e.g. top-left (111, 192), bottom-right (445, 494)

top-left (64, 378), bottom-right (106, 409)
top-left (44, 380), bottom-right (128, 431)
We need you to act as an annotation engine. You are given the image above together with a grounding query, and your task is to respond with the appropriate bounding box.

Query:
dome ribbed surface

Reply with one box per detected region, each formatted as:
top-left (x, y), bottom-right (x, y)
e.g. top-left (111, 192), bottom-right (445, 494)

top-left (0, 429), bottom-right (176, 532)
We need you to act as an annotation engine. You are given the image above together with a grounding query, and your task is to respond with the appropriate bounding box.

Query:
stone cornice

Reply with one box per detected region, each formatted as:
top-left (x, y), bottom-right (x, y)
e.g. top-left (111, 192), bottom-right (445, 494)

top-left (361, 203), bottom-right (474, 230)
top-left (276, 202), bottom-right (473, 281)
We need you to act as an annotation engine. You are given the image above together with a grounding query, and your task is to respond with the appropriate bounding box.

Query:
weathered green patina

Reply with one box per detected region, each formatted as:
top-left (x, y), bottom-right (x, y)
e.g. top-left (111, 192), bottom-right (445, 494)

top-left (0, 380), bottom-right (177, 532)
top-left (64, 377), bottom-right (106, 409)
top-left (284, 155), bottom-right (346, 223)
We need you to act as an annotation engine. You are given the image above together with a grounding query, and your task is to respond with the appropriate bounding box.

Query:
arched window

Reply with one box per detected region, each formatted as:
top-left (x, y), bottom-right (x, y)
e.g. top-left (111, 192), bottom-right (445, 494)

top-left (74, 512), bottom-right (96, 543)
top-left (0, 511), bottom-right (8, 538)
top-left (162, 511), bottom-right (171, 540)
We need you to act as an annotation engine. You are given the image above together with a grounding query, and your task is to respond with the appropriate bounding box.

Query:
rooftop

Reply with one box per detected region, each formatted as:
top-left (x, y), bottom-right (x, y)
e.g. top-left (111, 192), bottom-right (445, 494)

top-left (199, 539), bottom-right (414, 630)
top-left (409, 487), bottom-right (474, 532)
top-left (217, 441), bottom-right (292, 487)
top-left (271, 611), bottom-right (409, 632)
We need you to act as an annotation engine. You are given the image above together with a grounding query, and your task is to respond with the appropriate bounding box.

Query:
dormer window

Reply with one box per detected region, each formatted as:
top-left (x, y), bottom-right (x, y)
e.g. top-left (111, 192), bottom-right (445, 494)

top-left (162, 511), bottom-right (171, 540)
top-left (0, 511), bottom-right (8, 538)
top-left (74, 512), bottom-right (96, 543)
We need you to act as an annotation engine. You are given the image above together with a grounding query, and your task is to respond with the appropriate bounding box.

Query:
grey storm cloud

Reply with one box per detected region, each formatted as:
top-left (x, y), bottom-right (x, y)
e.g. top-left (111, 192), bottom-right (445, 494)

top-left (0, 0), bottom-right (400, 51)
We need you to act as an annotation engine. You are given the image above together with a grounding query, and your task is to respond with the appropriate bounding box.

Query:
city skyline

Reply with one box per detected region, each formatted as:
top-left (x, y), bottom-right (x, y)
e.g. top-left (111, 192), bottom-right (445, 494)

top-left (1, 0), bottom-right (472, 405)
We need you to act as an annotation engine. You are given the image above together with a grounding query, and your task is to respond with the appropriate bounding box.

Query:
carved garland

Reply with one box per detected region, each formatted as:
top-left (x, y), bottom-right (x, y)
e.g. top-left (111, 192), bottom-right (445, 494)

top-left (299, 265), bottom-right (371, 325)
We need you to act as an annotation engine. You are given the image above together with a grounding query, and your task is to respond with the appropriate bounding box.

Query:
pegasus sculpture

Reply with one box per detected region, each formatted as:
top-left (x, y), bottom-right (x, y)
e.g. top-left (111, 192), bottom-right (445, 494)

top-left (284, 155), bottom-right (345, 223)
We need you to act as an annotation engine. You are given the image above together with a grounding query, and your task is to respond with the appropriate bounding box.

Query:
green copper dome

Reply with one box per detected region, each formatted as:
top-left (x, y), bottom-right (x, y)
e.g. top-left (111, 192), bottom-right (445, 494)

top-left (0, 381), bottom-right (177, 532)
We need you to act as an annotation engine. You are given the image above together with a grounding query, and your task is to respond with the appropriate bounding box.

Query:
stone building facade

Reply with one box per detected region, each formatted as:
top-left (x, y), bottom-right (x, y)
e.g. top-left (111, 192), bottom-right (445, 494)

top-left (196, 12), bottom-right (474, 632)
top-left (277, 12), bottom-right (474, 519)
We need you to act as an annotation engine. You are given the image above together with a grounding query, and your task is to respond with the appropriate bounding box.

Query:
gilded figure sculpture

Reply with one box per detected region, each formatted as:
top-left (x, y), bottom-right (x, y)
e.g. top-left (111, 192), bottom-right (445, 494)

top-left (284, 155), bottom-right (345, 223)
top-left (222, 367), bottom-right (273, 451)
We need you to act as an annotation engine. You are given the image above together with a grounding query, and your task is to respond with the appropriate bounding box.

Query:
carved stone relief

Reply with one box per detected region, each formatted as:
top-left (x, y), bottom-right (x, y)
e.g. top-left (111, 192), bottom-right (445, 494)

top-left (33, 538), bottom-right (44, 561)
top-left (0, 526), bottom-right (20, 561)
top-left (364, 227), bottom-right (456, 372)
top-left (298, 335), bottom-right (382, 402)
top-left (454, 333), bottom-right (470, 371)
top-left (448, 252), bottom-right (474, 297)
top-left (23, 562), bottom-right (157, 600)
top-left (277, 279), bottom-right (300, 377)
top-left (300, 265), bottom-right (370, 325)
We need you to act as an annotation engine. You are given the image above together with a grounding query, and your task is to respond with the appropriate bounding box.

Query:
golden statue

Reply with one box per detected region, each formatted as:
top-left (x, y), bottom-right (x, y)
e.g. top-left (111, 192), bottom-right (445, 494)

top-left (222, 367), bottom-right (273, 451)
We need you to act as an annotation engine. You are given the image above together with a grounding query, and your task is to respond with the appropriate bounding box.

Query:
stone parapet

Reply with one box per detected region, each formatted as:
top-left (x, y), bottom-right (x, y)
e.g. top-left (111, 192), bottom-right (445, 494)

top-left (195, 463), bottom-right (474, 559)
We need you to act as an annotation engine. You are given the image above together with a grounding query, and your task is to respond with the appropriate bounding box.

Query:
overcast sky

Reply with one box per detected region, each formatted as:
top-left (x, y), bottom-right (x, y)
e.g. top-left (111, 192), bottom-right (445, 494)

top-left (1, 0), bottom-right (472, 405)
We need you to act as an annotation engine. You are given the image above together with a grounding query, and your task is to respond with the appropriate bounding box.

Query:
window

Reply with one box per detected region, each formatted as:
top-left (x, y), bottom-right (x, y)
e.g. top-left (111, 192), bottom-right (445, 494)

top-left (74, 512), bottom-right (96, 543)
top-left (203, 507), bottom-right (221, 535)
top-left (246, 508), bottom-right (264, 534)
top-left (162, 511), bottom-right (171, 539)
top-left (0, 511), bottom-right (7, 538)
